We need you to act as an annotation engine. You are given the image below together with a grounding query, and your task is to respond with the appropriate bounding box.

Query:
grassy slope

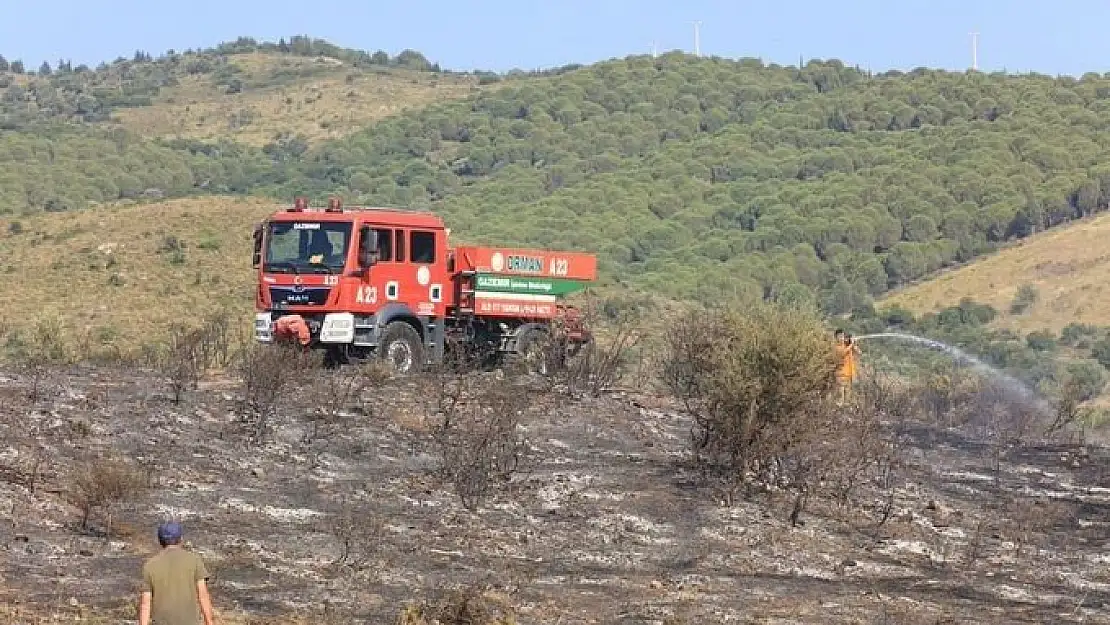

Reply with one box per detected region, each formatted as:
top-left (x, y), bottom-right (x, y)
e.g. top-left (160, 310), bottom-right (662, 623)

top-left (0, 197), bottom-right (272, 354)
top-left (109, 53), bottom-right (479, 147)
top-left (880, 211), bottom-right (1110, 333)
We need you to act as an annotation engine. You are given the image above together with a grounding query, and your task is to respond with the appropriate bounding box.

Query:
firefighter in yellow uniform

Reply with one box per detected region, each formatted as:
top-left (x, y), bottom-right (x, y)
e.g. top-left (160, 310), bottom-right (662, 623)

top-left (834, 329), bottom-right (861, 404)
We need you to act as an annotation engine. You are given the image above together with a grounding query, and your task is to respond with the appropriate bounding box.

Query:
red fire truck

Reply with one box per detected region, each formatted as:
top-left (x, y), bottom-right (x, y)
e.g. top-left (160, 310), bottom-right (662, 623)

top-left (251, 198), bottom-right (597, 373)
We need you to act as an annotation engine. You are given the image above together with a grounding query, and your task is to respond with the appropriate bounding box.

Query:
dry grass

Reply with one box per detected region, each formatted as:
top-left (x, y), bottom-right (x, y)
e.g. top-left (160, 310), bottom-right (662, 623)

top-left (0, 195), bottom-right (272, 353)
top-left (110, 53), bottom-right (480, 147)
top-left (881, 212), bottom-right (1110, 333)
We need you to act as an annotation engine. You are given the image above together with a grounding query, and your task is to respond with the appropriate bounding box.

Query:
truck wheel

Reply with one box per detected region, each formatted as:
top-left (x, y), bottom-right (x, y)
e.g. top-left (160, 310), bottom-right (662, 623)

top-left (379, 321), bottom-right (424, 375)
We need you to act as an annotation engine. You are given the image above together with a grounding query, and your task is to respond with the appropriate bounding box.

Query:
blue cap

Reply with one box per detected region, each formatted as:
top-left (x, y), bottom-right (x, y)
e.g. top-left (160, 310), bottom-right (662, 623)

top-left (157, 521), bottom-right (183, 542)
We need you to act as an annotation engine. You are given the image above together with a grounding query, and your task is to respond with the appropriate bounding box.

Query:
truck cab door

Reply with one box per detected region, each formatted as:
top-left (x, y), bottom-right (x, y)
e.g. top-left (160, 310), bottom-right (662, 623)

top-left (406, 228), bottom-right (447, 318)
top-left (352, 225), bottom-right (381, 308)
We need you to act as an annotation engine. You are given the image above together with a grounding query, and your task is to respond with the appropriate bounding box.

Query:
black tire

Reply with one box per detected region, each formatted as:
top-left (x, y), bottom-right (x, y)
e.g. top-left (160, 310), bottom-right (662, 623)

top-left (378, 321), bottom-right (424, 375)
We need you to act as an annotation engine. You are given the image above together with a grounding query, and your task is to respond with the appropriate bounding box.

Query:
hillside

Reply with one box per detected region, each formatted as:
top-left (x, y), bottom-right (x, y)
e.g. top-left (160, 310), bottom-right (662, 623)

top-left (8, 39), bottom-right (1110, 325)
top-left (0, 196), bottom-right (273, 357)
top-left (228, 57), bottom-right (1110, 309)
top-left (0, 36), bottom-right (451, 130)
top-left (13, 49), bottom-right (1110, 312)
top-left (0, 37), bottom-right (486, 217)
top-left (881, 211), bottom-right (1110, 334)
top-left (109, 53), bottom-right (479, 147)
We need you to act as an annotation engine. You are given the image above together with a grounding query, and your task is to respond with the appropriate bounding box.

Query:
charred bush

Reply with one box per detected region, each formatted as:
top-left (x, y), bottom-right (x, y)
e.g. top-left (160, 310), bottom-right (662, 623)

top-left (17, 354), bottom-right (53, 405)
top-left (397, 582), bottom-right (517, 625)
top-left (423, 346), bottom-right (514, 429)
top-left (523, 304), bottom-right (645, 398)
top-left (0, 409), bottom-right (48, 493)
top-left (197, 307), bottom-right (237, 369)
top-left (236, 342), bottom-right (316, 442)
top-left (1000, 496), bottom-right (1079, 559)
top-left (825, 372), bottom-right (916, 526)
top-left (1045, 372), bottom-right (1096, 440)
top-left (155, 309), bottom-right (244, 403)
top-left (300, 360), bottom-right (391, 446)
top-left (66, 454), bottom-right (150, 535)
top-left (659, 315), bottom-right (717, 415)
top-left (430, 377), bottom-right (533, 511)
top-left (423, 347), bottom-right (478, 428)
top-left (915, 364), bottom-right (984, 427)
top-left (849, 373), bottom-right (917, 525)
top-left (10, 317), bottom-right (72, 403)
top-left (558, 316), bottom-right (642, 398)
top-left (319, 501), bottom-right (387, 573)
top-left (157, 323), bottom-right (203, 403)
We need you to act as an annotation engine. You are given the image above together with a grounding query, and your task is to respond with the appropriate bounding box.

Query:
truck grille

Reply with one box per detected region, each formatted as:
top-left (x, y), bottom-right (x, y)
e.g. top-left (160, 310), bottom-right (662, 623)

top-left (269, 286), bottom-right (331, 308)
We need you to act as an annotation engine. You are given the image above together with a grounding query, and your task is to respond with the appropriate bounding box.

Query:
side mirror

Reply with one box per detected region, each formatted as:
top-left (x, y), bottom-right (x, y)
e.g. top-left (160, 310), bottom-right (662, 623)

top-left (251, 223), bottom-right (263, 268)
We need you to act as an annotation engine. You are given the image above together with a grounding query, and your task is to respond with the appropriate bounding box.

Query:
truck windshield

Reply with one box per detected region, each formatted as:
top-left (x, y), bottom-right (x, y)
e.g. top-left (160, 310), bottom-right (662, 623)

top-left (264, 220), bottom-right (352, 274)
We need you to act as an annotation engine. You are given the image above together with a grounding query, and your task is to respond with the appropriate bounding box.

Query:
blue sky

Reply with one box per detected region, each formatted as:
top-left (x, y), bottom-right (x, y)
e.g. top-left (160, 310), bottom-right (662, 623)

top-left (2, 0), bottom-right (1107, 76)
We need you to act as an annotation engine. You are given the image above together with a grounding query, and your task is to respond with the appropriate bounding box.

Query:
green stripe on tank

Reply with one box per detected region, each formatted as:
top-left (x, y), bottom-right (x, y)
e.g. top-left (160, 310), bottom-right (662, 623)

top-left (475, 273), bottom-right (586, 296)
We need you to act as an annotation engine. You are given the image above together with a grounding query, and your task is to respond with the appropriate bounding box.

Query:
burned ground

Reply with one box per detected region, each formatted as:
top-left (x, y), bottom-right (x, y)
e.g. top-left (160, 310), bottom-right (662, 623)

top-left (1, 362), bottom-right (1110, 624)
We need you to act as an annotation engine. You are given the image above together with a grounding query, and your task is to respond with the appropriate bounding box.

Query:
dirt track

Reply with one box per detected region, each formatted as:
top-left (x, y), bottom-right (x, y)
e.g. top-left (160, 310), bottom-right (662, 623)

top-left (1, 364), bottom-right (1109, 624)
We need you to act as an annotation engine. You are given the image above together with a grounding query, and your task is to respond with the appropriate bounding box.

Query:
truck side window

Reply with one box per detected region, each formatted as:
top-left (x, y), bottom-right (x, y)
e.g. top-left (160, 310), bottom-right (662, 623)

top-left (411, 231), bottom-right (436, 264)
top-left (371, 228), bottom-right (392, 261)
top-left (395, 230), bottom-right (406, 263)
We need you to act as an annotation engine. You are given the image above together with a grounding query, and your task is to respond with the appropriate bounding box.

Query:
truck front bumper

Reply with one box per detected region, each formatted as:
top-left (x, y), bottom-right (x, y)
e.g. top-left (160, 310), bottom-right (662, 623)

top-left (254, 311), bottom-right (360, 345)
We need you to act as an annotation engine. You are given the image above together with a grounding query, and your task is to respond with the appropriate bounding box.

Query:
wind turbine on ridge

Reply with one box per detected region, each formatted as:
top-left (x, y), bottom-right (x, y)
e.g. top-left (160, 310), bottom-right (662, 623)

top-left (970, 31), bottom-right (979, 70)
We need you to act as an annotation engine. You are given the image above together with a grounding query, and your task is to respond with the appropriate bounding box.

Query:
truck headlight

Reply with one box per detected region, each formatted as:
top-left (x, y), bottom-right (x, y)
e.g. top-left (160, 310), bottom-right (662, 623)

top-left (254, 312), bottom-right (273, 343)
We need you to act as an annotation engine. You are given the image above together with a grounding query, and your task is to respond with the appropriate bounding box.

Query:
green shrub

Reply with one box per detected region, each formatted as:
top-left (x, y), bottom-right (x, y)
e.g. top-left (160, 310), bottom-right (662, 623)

top-left (879, 305), bottom-right (916, 327)
top-left (1091, 338), bottom-right (1110, 369)
top-left (1061, 322), bottom-right (1100, 347)
top-left (661, 301), bottom-right (839, 481)
top-left (1010, 284), bottom-right (1039, 315)
top-left (1026, 330), bottom-right (1057, 352)
top-left (1061, 359), bottom-right (1107, 402)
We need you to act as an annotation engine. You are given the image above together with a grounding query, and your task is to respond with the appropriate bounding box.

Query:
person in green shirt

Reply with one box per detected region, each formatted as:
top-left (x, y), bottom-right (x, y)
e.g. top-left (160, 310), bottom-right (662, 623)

top-left (138, 522), bottom-right (217, 625)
